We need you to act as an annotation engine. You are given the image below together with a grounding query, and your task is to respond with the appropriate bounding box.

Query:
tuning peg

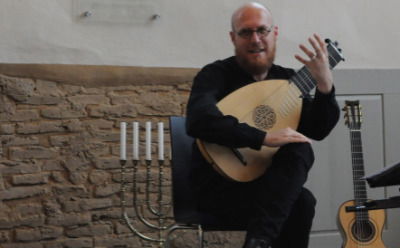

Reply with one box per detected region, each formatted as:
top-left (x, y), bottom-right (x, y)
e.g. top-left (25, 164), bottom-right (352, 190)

top-left (334, 41), bottom-right (339, 46)
top-left (325, 38), bottom-right (331, 44)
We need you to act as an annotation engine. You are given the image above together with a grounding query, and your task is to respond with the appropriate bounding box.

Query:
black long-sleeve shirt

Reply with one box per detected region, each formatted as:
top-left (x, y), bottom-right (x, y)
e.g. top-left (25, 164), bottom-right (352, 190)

top-left (186, 56), bottom-right (340, 149)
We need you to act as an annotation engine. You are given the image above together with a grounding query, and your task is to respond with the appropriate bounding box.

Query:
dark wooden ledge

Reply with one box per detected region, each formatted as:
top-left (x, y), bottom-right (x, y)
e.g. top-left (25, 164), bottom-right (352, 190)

top-left (0, 63), bottom-right (199, 87)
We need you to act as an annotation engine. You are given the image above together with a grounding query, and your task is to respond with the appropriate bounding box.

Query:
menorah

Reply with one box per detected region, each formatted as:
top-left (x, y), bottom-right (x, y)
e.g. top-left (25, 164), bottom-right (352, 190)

top-left (119, 121), bottom-right (189, 248)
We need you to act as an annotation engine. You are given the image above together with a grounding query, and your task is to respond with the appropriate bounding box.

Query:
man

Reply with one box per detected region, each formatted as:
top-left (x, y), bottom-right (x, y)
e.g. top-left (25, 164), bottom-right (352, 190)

top-left (186, 2), bottom-right (340, 248)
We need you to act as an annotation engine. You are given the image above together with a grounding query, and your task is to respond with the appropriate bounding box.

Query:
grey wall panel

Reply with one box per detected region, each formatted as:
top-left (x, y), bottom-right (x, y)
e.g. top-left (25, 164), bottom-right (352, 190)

top-left (307, 95), bottom-right (385, 248)
top-left (305, 69), bottom-right (400, 248)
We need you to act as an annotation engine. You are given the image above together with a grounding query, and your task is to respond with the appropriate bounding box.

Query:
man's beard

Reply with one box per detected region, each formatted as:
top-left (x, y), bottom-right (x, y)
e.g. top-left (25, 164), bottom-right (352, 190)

top-left (236, 45), bottom-right (276, 77)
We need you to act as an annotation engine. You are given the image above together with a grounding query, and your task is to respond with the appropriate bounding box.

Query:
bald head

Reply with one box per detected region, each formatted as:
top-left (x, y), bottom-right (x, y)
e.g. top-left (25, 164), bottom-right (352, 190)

top-left (231, 2), bottom-right (273, 32)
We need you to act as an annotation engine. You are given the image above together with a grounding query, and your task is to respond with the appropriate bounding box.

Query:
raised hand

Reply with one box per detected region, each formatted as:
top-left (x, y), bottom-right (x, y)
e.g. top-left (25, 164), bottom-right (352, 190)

top-left (294, 33), bottom-right (333, 94)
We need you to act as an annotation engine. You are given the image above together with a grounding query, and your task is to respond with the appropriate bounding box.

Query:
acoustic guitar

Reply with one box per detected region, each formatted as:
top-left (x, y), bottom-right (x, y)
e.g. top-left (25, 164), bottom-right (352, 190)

top-left (197, 39), bottom-right (344, 182)
top-left (337, 100), bottom-right (386, 248)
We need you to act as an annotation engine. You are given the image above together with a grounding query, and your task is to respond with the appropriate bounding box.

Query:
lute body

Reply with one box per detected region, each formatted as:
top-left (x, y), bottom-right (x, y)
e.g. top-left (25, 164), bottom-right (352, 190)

top-left (197, 39), bottom-right (344, 182)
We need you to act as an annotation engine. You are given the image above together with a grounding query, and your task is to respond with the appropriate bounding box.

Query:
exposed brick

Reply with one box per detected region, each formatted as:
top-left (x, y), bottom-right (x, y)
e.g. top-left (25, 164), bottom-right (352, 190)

top-left (49, 135), bottom-right (71, 147)
top-left (82, 198), bottom-right (113, 210)
top-left (1, 135), bottom-right (40, 146)
top-left (67, 95), bottom-right (109, 106)
top-left (69, 171), bottom-right (88, 185)
top-left (91, 209), bottom-right (121, 221)
top-left (14, 226), bottom-right (61, 242)
top-left (24, 95), bottom-right (63, 105)
top-left (94, 158), bottom-right (119, 169)
top-left (52, 185), bottom-right (89, 198)
top-left (15, 228), bottom-right (41, 241)
top-left (0, 123), bottom-right (15, 134)
top-left (42, 160), bottom-right (64, 171)
top-left (82, 119), bottom-right (114, 130)
top-left (65, 223), bottom-right (113, 238)
top-left (50, 171), bottom-right (67, 183)
top-left (64, 155), bottom-right (90, 172)
top-left (9, 146), bottom-right (58, 160)
top-left (47, 213), bottom-right (91, 227)
top-left (59, 84), bottom-right (83, 95)
top-left (94, 183), bottom-right (120, 197)
top-left (63, 198), bottom-right (113, 213)
top-left (0, 185), bottom-right (49, 200)
top-left (15, 203), bottom-right (42, 217)
top-left (89, 170), bottom-right (110, 185)
top-left (43, 200), bottom-right (63, 217)
top-left (0, 176), bottom-right (5, 190)
top-left (12, 173), bottom-right (49, 185)
top-left (94, 236), bottom-right (136, 248)
top-left (40, 226), bottom-right (63, 240)
top-left (35, 80), bottom-right (63, 96)
top-left (9, 109), bottom-right (40, 122)
top-left (16, 121), bottom-right (65, 134)
top-left (0, 94), bottom-right (16, 116)
top-left (0, 74), bottom-right (190, 247)
top-left (61, 119), bottom-right (84, 132)
top-left (41, 105), bottom-right (87, 119)
top-left (135, 91), bottom-right (183, 116)
top-left (0, 213), bottom-right (46, 229)
top-left (2, 76), bottom-right (35, 102)
top-left (0, 230), bottom-right (11, 242)
top-left (88, 104), bottom-right (137, 118)
top-left (0, 160), bottom-right (41, 175)
top-left (62, 237), bottom-right (92, 248)
top-left (2, 242), bottom-right (43, 248)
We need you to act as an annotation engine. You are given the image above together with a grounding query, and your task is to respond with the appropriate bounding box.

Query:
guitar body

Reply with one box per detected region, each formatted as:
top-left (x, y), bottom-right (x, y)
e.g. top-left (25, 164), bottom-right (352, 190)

top-left (338, 101), bottom-right (386, 248)
top-left (197, 79), bottom-right (303, 182)
top-left (337, 200), bottom-right (386, 248)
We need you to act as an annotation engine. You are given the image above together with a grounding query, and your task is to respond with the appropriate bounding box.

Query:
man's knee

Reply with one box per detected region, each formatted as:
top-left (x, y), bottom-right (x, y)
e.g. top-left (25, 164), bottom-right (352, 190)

top-left (275, 142), bottom-right (315, 168)
top-left (295, 188), bottom-right (317, 219)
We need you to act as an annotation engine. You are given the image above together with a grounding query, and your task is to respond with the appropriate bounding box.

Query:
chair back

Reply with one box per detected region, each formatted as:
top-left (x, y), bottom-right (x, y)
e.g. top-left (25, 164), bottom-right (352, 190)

top-left (169, 116), bottom-right (199, 224)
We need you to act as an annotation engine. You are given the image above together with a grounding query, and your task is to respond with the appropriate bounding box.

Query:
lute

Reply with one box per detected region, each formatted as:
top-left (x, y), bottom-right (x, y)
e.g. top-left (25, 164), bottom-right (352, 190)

top-left (197, 39), bottom-right (344, 182)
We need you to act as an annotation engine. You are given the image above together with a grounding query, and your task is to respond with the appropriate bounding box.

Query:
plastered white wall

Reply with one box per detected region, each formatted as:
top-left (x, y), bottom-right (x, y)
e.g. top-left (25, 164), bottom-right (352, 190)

top-left (0, 0), bottom-right (398, 69)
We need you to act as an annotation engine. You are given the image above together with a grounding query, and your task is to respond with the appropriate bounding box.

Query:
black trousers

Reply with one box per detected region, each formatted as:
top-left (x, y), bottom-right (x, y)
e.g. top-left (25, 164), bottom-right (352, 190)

top-left (192, 142), bottom-right (316, 248)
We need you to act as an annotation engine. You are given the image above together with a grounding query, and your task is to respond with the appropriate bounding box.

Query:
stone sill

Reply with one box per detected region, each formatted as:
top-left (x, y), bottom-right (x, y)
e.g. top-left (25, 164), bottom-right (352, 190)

top-left (0, 63), bottom-right (199, 87)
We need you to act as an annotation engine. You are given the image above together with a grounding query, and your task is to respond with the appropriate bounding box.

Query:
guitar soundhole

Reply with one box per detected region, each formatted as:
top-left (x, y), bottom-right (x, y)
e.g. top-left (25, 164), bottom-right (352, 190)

top-left (253, 105), bottom-right (276, 130)
top-left (351, 220), bottom-right (375, 242)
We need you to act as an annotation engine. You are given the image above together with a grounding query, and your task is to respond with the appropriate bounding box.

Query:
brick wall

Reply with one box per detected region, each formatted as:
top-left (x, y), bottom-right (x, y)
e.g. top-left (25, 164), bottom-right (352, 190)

top-left (0, 68), bottom-right (245, 248)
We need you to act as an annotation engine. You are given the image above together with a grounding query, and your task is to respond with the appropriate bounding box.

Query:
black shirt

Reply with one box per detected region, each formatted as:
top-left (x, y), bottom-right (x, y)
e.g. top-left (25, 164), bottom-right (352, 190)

top-left (186, 56), bottom-right (340, 150)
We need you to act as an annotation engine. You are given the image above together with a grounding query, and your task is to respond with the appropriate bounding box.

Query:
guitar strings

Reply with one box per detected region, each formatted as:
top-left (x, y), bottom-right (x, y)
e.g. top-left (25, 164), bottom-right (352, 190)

top-left (350, 121), bottom-right (369, 246)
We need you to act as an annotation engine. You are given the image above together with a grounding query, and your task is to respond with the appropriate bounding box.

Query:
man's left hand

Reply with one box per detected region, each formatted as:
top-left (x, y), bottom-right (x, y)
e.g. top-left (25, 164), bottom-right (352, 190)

top-left (294, 33), bottom-right (333, 94)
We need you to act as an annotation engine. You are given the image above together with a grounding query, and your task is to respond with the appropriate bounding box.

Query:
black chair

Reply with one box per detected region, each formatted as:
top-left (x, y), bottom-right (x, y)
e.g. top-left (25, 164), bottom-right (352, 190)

top-left (166, 116), bottom-right (245, 248)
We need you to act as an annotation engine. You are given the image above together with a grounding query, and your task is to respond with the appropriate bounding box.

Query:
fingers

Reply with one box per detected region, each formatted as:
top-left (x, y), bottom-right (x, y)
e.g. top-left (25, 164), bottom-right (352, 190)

top-left (313, 33), bottom-right (326, 53)
top-left (264, 128), bottom-right (312, 147)
top-left (295, 33), bottom-right (327, 64)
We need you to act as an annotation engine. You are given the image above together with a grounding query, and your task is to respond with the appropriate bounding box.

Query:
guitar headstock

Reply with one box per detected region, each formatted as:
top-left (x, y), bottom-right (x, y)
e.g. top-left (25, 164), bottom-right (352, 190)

top-left (325, 39), bottom-right (345, 69)
top-left (343, 100), bottom-right (362, 130)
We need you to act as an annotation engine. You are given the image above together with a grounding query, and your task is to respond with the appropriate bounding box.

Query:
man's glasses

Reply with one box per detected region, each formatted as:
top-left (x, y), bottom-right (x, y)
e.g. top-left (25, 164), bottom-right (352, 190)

top-left (236, 25), bottom-right (274, 39)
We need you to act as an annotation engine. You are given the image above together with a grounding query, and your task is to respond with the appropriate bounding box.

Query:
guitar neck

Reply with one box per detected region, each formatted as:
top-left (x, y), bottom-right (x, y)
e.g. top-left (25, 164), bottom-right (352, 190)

top-left (349, 129), bottom-right (371, 222)
top-left (290, 42), bottom-right (343, 96)
top-left (350, 130), bottom-right (368, 204)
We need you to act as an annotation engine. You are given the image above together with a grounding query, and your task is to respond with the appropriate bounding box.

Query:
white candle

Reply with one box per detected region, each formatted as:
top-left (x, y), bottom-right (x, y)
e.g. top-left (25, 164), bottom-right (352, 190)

top-left (145, 121), bottom-right (152, 161)
top-left (132, 122), bottom-right (139, 160)
top-left (120, 122), bottom-right (127, 160)
top-left (158, 122), bottom-right (164, 160)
